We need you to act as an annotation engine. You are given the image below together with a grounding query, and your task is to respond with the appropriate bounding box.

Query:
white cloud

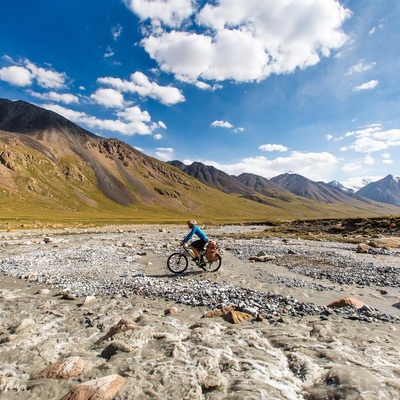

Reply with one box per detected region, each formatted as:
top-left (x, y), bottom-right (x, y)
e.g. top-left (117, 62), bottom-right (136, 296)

top-left (259, 144), bottom-right (288, 152)
top-left (130, 0), bottom-right (351, 84)
top-left (363, 155), bottom-right (375, 165)
top-left (90, 88), bottom-right (125, 108)
top-left (104, 47), bottom-right (115, 58)
top-left (97, 71), bottom-right (185, 105)
top-left (353, 80), bottom-right (378, 92)
top-left (124, 0), bottom-right (194, 28)
top-left (345, 59), bottom-right (376, 75)
top-left (29, 90), bottom-right (79, 104)
top-left (342, 162), bottom-right (362, 172)
top-left (158, 121), bottom-right (167, 129)
top-left (325, 133), bottom-right (343, 142)
top-left (42, 103), bottom-right (160, 136)
top-left (343, 125), bottom-right (400, 153)
top-left (112, 24), bottom-right (123, 40)
top-left (0, 60), bottom-right (68, 89)
top-left (211, 120), bottom-right (233, 129)
top-left (383, 159), bottom-right (393, 164)
top-left (233, 127), bottom-right (244, 133)
top-left (200, 151), bottom-right (339, 181)
top-left (341, 176), bottom-right (382, 191)
top-left (24, 60), bottom-right (67, 89)
top-left (382, 153), bottom-right (391, 159)
top-left (153, 133), bottom-right (162, 140)
top-left (0, 66), bottom-right (32, 86)
top-left (155, 147), bottom-right (174, 161)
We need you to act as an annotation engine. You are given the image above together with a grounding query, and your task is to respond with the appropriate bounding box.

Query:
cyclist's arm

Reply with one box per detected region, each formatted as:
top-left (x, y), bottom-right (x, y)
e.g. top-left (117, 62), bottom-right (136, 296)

top-left (182, 228), bottom-right (195, 244)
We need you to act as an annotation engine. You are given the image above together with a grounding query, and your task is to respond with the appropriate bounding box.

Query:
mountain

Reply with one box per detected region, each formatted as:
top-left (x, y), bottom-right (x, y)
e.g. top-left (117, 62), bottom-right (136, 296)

top-left (1, 98), bottom-right (399, 226)
top-left (356, 175), bottom-right (400, 206)
top-left (327, 180), bottom-right (354, 194)
top-left (0, 99), bottom-right (281, 224)
top-left (168, 160), bottom-right (253, 195)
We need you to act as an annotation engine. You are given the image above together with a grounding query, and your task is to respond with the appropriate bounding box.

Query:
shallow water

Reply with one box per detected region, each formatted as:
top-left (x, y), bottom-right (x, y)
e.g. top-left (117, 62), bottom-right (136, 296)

top-left (0, 226), bottom-right (400, 399)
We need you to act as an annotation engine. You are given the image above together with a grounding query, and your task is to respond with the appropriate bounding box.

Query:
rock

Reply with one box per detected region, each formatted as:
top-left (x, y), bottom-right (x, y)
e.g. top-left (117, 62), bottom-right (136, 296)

top-left (80, 296), bottom-right (97, 306)
top-left (223, 310), bottom-right (254, 324)
top-left (26, 272), bottom-right (38, 281)
top-left (60, 374), bottom-right (126, 400)
top-left (202, 306), bottom-right (236, 318)
top-left (35, 288), bottom-right (51, 296)
top-left (367, 237), bottom-right (400, 248)
top-left (164, 306), bottom-right (179, 315)
top-left (10, 318), bottom-right (36, 334)
top-left (327, 296), bottom-right (365, 310)
top-left (357, 243), bottom-right (371, 253)
top-left (62, 289), bottom-right (76, 300)
top-left (31, 356), bottom-right (87, 380)
top-left (100, 340), bottom-right (133, 359)
top-left (43, 237), bottom-right (53, 243)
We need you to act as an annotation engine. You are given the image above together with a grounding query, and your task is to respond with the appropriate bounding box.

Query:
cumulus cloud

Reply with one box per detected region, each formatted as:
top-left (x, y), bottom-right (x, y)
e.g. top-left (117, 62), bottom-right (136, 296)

top-left (155, 147), bottom-right (174, 161)
top-left (90, 88), bottom-right (125, 108)
top-left (42, 103), bottom-right (163, 136)
top-left (211, 120), bottom-right (233, 129)
top-left (210, 120), bottom-right (244, 132)
top-left (341, 176), bottom-right (382, 191)
top-left (259, 144), bottom-right (288, 152)
top-left (24, 60), bottom-right (67, 89)
top-left (353, 80), bottom-right (378, 91)
top-left (97, 71), bottom-right (185, 105)
top-left (0, 59), bottom-right (67, 89)
top-left (124, 0), bottom-right (194, 28)
top-left (343, 125), bottom-right (400, 153)
top-left (364, 155), bottom-right (375, 165)
top-left (198, 151), bottom-right (339, 182)
top-left (127, 0), bottom-right (351, 84)
top-left (0, 65), bottom-right (32, 86)
top-left (28, 90), bottom-right (79, 104)
top-left (153, 133), bottom-right (163, 140)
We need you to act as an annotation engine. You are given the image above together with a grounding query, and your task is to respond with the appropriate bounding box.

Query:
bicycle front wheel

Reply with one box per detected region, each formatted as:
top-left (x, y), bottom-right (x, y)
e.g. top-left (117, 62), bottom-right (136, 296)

top-left (202, 254), bottom-right (222, 272)
top-left (167, 253), bottom-right (189, 273)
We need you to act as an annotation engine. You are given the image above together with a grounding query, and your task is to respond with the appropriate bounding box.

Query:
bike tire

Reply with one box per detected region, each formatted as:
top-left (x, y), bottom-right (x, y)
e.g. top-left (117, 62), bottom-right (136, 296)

top-left (167, 253), bottom-right (189, 273)
top-left (202, 254), bottom-right (222, 272)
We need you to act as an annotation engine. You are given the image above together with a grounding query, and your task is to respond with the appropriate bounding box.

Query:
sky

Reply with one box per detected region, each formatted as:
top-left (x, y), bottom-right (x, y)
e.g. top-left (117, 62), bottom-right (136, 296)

top-left (1, 0), bottom-right (399, 190)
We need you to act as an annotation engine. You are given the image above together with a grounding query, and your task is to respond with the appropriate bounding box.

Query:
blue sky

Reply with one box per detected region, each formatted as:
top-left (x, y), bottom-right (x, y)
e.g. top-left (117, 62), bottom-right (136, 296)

top-left (1, 0), bottom-right (399, 190)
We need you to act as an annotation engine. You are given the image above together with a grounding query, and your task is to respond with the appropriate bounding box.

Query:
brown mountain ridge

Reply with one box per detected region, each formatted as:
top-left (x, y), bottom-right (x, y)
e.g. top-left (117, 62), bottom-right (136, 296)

top-left (0, 98), bottom-right (399, 226)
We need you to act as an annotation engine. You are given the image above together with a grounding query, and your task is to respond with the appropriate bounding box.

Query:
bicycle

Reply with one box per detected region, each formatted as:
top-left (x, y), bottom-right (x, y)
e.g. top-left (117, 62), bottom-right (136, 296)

top-left (167, 243), bottom-right (222, 274)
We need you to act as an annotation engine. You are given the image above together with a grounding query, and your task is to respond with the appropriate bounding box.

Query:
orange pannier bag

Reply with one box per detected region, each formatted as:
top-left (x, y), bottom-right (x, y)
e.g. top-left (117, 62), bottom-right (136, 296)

top-left (205, 241), bottom-right (218, 261)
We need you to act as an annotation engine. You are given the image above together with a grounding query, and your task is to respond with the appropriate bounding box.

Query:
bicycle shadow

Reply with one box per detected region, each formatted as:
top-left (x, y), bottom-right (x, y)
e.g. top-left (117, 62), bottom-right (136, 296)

top-left (146, 269), bottom-right (205, 279)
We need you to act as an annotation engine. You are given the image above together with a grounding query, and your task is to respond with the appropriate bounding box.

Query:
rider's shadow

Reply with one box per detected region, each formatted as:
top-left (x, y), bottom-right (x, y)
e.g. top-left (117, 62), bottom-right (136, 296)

top-left (146, 270), bottom-right (204, 279)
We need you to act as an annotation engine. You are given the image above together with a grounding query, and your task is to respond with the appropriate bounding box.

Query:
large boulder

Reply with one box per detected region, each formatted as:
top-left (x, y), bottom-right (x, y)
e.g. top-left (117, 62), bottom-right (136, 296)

top-left (31, 356), bottom-right (87, 380)
top-left (367, 237), bottom-right (400, 248)
top-left (60, 375), bottom-right (126, 400)
top-left (327, 296), bottom-right (365, 309)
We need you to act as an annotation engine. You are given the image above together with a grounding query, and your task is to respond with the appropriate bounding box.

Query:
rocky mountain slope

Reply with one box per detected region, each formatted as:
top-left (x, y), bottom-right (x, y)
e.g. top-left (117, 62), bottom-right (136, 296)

top-left (356, 174), bottom-right (400, 206)
top-left (1, 98), bottom-right (399, 225)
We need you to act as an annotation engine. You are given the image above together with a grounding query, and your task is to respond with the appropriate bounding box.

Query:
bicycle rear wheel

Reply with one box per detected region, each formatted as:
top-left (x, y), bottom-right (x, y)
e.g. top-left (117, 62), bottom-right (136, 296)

top-left (167, 253), bottom-right (189, 273)
top-left (202, 254), bottom-right (222, 272)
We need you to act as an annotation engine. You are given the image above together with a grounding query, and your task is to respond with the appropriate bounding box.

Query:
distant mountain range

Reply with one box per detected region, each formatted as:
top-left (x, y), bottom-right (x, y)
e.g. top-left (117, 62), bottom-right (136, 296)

top-left (1, 98), bottom-right (399, 224)
top-left (169, 160), bottom-right (400, 208)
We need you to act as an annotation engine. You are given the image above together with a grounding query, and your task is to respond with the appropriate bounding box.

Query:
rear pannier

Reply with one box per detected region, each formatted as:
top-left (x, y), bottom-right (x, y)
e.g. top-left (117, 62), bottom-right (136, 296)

top-left (205, 241), bottom-right (218, 261)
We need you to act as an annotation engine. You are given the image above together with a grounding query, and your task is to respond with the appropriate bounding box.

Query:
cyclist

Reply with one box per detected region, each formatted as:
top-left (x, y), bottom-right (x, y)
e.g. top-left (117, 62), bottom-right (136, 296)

top-left (180, 220), bottom-right (208, 263)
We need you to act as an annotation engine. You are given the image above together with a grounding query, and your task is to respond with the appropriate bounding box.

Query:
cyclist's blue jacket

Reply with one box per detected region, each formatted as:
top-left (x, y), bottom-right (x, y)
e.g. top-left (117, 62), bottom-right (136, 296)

top-left (182, 225), bottom-right (208, 243)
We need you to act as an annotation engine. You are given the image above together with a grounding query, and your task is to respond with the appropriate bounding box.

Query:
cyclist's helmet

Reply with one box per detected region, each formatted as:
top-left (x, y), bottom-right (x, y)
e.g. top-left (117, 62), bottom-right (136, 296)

top-left (187, 220), bottom-right (197, 227)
